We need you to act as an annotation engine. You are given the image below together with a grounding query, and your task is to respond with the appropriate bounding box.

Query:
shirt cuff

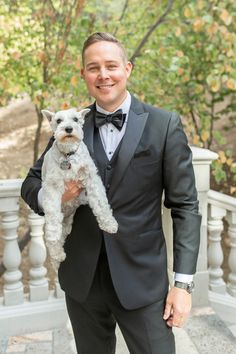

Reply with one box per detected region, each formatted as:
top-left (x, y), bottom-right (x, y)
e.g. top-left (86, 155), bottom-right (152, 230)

top-left (38, 188), bottom-right (44, 212)
top-left (174, 273), bottom-right (193, 282)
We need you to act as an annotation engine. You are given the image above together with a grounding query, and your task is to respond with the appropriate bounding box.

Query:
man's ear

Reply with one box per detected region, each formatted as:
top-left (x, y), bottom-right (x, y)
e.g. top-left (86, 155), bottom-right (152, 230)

top-left (80, 68), bottom-right (85, 79)
top-left (41, 110), bottom-right (55, 122)
top-left (125, 61), bottom-right (133, 78)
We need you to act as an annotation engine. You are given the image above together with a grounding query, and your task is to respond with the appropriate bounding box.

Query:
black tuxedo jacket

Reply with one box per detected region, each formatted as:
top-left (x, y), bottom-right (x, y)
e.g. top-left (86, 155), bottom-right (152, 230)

top-left (21, 95), bottom-right (201, 310)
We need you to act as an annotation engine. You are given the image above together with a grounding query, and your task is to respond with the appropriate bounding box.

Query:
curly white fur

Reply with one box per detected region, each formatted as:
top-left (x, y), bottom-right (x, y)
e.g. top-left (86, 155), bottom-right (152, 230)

top-left (41, 108), bottom-right (118, 270)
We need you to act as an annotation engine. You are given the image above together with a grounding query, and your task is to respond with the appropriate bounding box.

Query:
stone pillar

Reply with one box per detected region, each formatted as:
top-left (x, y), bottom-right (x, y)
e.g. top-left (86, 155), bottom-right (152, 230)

top-left (208, 205), bottom-right (226, 293)
top-left (0, 179), bottom-right (24, 305)
top-left (191, 147), bottom-right (218, 306)
top-left (28, 209), bottom-right (49, 301)
top-left (226, 210), bottom-right (236, 297)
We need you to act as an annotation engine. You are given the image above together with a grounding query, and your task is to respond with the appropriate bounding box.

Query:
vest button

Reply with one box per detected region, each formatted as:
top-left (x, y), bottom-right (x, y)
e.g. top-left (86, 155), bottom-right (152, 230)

top-left (107, 164), bottom-right (112, 170)
top-left (106, 184), bottom-right (110, 190)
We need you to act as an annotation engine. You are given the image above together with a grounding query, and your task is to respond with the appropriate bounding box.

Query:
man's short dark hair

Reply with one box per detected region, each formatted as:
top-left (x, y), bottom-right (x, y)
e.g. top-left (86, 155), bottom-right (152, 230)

top-left (82, 32), bottom-right (128, 65)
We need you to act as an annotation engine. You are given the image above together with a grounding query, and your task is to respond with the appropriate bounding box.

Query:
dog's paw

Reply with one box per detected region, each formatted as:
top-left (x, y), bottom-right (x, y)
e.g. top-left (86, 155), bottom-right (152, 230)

top-left (46, 240), bottom-right (66, 263)
top-left (102, 219), bottom-right (118, 234)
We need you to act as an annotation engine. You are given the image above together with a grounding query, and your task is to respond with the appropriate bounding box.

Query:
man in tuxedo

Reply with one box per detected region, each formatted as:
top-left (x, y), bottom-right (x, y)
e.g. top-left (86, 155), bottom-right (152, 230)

top-left (21, 32), bottom-right (201, 354)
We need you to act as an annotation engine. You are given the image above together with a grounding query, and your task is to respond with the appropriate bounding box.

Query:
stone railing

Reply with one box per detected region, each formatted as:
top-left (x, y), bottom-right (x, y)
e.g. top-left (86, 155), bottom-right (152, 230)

top-left (1, 146), bottom-right (236, 337)
top-left (0, 179), bottom-right (67, 336)
top-left (208, 189), bottom-right (236, 323)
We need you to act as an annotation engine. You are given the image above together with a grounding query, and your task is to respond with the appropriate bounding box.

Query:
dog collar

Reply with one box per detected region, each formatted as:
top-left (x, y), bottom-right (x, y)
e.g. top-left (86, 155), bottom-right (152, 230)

top-left (60, 152), bottom-right (77, 170)
top-left (59, 151), bottom-right (78, 170)
top-left (60, 159), bottom-right (71, 170)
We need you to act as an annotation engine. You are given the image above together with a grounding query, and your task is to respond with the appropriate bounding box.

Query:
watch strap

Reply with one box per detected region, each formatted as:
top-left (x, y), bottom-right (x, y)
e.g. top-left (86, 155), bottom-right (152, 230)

top-left (174, 280), bottom-right (195, 294)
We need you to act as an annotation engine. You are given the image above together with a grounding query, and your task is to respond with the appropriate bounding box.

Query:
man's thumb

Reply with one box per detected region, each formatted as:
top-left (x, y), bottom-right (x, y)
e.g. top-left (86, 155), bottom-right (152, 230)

top-left (163, 302), bottom-right (171, 320)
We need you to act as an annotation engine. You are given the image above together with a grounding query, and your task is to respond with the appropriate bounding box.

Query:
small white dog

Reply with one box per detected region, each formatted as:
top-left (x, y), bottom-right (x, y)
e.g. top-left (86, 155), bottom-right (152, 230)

top-left (41, 108), bottom-right (118, 270)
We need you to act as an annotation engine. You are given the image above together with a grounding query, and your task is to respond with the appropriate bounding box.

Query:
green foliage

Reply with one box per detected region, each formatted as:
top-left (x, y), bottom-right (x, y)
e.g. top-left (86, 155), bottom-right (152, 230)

top-left (0, 0), bottom-right (235, 194)
top-left (212, 150), bottom-right (236, 195)
top-left (127, 0), bottom-right (236, 195)
top-left (0, 0), bottom-right (88, 109)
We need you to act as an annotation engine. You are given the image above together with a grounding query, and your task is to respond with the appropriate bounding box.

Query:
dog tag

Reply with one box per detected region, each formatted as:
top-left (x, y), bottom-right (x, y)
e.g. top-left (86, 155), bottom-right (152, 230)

top-left (60, 160), bottom-right (71, 170)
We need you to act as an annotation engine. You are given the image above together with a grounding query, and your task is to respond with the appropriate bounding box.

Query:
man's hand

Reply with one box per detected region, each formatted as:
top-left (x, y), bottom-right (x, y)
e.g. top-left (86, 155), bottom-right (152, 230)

top-left (163, 287), bottom-right (192, 328)
top-left (62, 181), bottom-right (82, 203)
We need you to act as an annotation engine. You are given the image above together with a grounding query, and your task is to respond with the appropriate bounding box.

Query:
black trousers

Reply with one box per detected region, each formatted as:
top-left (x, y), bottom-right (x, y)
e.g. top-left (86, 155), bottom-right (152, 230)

top-left (65, 251), bottom-right (175, 354)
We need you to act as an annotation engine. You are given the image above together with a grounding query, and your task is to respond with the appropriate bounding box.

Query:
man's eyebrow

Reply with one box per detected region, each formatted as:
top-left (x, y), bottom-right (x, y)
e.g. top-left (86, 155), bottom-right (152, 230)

top-left (86, 60), bottom-right (119, 67)
top-left (86, 62), bottom-right (98, 67)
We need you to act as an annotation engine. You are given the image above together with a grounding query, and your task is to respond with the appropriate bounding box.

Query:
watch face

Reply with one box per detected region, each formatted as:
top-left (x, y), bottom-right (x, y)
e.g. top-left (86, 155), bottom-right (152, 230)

top-left (187, 282), bottom-right (194, 293)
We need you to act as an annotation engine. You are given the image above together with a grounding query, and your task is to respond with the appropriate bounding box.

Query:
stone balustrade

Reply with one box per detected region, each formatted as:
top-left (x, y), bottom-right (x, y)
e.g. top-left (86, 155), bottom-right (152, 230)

top-left (207, 189), bottom-right (236, 323)
top-left (0, 146), bottom-right (236, 336)
top-left (0, 180), bottom-right (66, 337)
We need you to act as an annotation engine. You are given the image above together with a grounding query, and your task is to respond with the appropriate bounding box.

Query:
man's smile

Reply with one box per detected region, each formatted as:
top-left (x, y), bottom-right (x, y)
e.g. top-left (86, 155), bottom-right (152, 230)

top-left (96, 84), bottom-right (115, 89)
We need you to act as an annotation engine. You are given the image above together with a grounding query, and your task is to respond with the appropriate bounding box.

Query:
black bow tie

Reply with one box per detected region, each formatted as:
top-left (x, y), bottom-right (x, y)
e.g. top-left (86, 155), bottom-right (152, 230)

top-left (95, 109), bottom-right (126, 131)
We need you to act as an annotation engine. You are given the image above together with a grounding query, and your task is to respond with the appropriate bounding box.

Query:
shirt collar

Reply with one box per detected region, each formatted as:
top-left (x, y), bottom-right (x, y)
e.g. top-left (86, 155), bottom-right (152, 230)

top-left (96, 91), bottom-right (131, 116)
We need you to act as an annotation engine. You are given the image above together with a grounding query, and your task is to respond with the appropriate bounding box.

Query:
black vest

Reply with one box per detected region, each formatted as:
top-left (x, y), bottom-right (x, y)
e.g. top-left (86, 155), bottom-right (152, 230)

top-left (93, 127), bottom-right (122, 192)
top-left (93, 127), bottom-right (122, 255)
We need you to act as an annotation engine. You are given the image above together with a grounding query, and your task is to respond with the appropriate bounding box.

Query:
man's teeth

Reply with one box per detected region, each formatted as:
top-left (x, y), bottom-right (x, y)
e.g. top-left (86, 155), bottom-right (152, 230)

top-left (98, 85), bottom-right (113, 88)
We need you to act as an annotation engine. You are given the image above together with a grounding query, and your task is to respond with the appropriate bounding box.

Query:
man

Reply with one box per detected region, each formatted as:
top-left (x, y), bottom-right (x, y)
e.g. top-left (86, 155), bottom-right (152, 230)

top-left (21, 32), bottom-right (201, 354)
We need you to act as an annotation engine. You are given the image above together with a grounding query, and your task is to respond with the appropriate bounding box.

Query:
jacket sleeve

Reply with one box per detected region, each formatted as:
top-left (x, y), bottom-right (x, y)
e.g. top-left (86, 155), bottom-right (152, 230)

top-left (21, 137), bottom-right (54, 216)
top-left (163, 113), bottom-right (201, 275)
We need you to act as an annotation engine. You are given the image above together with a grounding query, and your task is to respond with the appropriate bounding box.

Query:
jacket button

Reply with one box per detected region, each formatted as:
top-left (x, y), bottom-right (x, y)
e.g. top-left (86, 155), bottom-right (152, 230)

top-left (106, 184), bottom-right (110, 190)
top-left (107, 164), bottom-right (112, 170)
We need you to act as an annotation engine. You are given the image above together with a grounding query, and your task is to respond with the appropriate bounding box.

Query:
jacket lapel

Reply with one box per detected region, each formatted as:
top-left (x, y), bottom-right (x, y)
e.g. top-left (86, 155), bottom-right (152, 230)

top-left (108, 96), bottom-right (149, 200)
top-left (83, 103), bottom-right (96, 161)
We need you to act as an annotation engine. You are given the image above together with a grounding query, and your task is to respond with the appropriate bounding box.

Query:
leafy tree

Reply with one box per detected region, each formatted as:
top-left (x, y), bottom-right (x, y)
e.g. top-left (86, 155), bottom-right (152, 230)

top-left (0, 0), bottom-right (86, 161)
top-left (127, 0), bottom-right (236, 195)
top-left (0, 0), bottom-right (235, 194)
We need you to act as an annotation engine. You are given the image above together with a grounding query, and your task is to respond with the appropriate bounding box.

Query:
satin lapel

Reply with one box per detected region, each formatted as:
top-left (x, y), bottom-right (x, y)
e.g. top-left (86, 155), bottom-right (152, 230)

top-left (108, 108), bottom-right (149, 200)
top-left (83, 104), bottom-right (95, 160)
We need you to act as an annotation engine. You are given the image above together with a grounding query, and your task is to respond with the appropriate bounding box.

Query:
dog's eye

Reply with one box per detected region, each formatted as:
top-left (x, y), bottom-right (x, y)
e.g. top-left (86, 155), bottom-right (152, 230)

top-left (73, 117), bottom-right (78, 122)
top-left (56, 119), bottom-right (62, 124)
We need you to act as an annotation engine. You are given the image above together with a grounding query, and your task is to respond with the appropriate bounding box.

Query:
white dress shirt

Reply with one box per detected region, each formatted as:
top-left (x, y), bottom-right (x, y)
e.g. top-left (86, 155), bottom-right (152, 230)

top-left (96, 91), bottom-right (131, 160)
top-left (39, 91), bottom-right (193, 283)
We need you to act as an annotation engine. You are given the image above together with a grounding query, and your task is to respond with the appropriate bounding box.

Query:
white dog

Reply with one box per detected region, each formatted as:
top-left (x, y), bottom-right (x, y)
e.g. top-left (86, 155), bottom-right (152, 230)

top-left (41, 108), bottom-right (118, 270)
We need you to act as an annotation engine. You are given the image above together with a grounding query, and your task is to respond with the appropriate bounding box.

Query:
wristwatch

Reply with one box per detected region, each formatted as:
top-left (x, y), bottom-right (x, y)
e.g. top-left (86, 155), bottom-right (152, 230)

top-left (174, 281), bottom-right (195, 294)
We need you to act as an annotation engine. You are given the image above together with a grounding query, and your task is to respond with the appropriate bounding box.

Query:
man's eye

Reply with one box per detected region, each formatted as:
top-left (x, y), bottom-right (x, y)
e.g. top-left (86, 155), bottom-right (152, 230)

top-left (73, 117), bottom-right (78, 122)
top-left (108, 65), bottom-right (117, 70)
top-left (56, 119), bottom-right (62, 124)
top-left (88, 67), bottom-right (97, 71)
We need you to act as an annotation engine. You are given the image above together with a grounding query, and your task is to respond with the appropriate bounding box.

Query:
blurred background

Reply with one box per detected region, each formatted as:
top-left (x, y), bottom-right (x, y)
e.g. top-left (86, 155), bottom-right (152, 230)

top-left (0, 0), bottom-right (235, 196)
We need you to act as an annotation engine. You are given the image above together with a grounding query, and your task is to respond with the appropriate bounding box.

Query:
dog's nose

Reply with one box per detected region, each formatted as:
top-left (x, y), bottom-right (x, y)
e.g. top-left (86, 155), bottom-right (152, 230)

top-left (65, 126), bottom-right (73, 134)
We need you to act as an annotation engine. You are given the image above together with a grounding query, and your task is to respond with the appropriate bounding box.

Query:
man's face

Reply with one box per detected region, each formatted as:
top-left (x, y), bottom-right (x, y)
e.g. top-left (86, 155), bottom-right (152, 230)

top-left (81, 41), bottom-right (133, 112)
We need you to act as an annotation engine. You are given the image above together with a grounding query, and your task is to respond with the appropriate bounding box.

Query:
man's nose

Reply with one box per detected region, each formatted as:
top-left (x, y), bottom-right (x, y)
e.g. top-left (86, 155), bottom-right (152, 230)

top-left (98, 68), bottom-right (109, 78)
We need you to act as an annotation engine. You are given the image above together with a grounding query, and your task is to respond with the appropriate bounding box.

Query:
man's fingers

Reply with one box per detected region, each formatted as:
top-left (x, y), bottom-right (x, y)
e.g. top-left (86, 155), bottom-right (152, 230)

top-left (164, 287), bottom-right (192, 328)
top-left (166, 312), bottom-right (186, 328)
top-left (163, 302), bottom-right (172, 320)
top-left (62, 181), bottom-right (82, 202)
top-left (172, 312), bottom-right (185, 327)
top-left (65, 180), bottom-right (77, 190)
top-left (70, 185), bottom-right (80, 195)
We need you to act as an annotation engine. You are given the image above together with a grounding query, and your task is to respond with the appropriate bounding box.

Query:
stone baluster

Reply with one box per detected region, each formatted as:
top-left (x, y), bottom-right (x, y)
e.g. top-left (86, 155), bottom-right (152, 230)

top-left (1, 211), bottom-right (24, 305)
top-left (208, 204), bottom-right (226, 293)
top-left (186, 147), bottom-right (218, 306)
top-left (28, 209), bottom-right (49, 301)
top-left (226, 211), bottom-right (236, 297)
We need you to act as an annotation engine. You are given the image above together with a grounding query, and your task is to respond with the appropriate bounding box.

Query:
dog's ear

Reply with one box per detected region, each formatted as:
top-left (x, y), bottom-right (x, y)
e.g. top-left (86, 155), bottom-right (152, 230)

top-left (80, 108), bottom-right (91, 119)
top-left (41, 110), bottom-right (55, 122)
top-left (76, 108), bottom-right (91, 124)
